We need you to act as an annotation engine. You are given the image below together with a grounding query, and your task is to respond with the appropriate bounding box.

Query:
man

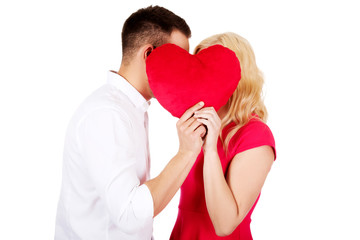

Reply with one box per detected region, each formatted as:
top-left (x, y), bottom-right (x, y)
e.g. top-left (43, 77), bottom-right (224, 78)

top-left (55, 6), bottom-right (206, 240)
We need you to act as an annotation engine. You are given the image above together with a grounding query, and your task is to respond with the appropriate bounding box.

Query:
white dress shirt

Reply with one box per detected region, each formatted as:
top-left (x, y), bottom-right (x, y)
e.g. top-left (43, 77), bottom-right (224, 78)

top-left (55, 71), bottom-right (154, 240)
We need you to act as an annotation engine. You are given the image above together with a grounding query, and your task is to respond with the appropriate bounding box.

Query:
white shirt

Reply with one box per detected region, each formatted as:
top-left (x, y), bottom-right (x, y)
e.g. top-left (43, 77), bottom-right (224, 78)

top-left (55, 71), bottom-right (154, 240)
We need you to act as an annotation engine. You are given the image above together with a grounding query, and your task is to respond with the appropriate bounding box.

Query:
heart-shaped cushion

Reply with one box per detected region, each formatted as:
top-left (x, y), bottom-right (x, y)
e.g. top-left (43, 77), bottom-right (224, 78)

top-left (146, 43), bottom-right (241, 118)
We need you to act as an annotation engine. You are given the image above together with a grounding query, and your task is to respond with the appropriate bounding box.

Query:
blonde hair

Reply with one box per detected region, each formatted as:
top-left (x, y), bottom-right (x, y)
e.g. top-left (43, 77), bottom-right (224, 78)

top-left (194, 32), bottom-right (268, 154)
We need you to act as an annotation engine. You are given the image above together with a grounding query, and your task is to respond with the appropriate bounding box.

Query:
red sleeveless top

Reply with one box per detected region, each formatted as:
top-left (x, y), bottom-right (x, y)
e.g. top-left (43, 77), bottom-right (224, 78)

top-left (170, 118), bottom-right (276, 240)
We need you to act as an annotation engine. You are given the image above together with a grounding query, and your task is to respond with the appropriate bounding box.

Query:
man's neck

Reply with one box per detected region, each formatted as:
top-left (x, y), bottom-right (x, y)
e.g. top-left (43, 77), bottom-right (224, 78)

top-left (118, 64), bottom-right (151, 101)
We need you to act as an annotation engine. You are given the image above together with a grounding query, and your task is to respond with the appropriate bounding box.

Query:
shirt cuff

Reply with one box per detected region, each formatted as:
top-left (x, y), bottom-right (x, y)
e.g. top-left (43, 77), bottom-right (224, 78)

top-left (132, 184), bottom-right (154, 219)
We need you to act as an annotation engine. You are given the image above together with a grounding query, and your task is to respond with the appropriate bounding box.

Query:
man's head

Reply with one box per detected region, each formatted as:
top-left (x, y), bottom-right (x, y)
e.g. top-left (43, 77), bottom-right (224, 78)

top-left (119, 5), bottom-right (191, 100)
top-left (121, 5), bottom-right (191, 65)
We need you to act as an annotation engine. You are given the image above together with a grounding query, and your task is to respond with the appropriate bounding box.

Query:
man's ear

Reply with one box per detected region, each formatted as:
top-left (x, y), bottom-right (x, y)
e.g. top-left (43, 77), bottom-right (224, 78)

top-left (145, 47), bottom-right (153, 57)
top-left (141, 44), bottom-right (154, 60)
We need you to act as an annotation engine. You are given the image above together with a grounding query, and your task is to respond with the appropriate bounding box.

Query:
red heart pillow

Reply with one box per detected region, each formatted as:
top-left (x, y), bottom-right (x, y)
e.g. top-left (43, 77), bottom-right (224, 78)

top-left (146, 43), bottom-right (241, 118)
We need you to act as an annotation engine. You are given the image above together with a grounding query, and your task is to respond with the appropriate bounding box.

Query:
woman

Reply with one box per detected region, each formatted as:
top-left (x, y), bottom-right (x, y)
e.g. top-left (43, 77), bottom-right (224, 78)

top-left (170, 32), bottom-right (276, 239)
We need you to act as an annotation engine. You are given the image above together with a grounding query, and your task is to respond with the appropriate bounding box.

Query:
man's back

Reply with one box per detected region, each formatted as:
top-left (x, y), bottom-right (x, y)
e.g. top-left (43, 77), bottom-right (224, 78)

top-left (54, 6), bottom-right (204, 240)
top-left (55, 72), bottom-right (153, 239)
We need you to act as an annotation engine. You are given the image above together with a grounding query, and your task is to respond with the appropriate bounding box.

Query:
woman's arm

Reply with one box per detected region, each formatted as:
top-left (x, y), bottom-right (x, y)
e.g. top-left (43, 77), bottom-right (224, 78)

top-left (203, 146), bottom-right (274, 236)
top-left (195, 108), bottom-right (274, 236)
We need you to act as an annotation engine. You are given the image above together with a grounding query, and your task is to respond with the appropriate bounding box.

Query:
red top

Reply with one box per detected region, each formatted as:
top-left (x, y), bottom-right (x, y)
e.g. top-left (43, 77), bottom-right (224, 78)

top-left (170, 118), bottom-right (276, 240)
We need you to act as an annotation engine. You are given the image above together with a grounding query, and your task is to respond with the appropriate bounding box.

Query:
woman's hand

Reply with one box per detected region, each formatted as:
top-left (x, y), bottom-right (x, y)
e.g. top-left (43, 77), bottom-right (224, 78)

top-left (194, 107), bottom-right (221, 153)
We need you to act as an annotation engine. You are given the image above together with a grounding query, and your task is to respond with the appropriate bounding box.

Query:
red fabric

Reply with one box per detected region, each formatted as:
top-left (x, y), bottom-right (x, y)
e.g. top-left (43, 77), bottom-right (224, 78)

top-left (170, 118), bottom-right (276, 240)
top-left (146, 43), bottom-right (241, 118)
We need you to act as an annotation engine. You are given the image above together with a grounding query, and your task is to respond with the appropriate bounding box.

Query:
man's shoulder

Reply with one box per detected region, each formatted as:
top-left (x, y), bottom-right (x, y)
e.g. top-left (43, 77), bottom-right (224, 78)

top-left (85, 84), bottom-right (129, 108)
top-left (70, 84), bottom-right (133, 126)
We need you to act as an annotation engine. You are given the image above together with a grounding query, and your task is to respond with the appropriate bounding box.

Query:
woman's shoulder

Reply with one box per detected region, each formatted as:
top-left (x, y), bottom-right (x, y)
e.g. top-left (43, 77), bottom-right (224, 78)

top-left (242, 117), bottom-right (273, 136)
top-left (227, 118), bottom-right (276, 158)
top-left (226, 117), bottom-right (273, 139)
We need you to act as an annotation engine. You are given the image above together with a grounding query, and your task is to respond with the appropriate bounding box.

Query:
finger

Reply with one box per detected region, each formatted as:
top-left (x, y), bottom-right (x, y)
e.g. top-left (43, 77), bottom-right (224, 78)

top-left (188, 118), bottom-right (205, 132)
top-left (179, 101), bottom-right (204, 123)
top-left (195, 109), bottom-right (218, 119)
top-left (200, 113), bottom-right (219, 125)
top-left (194, 107), bottom-right (216, 115)
top-left (202, 124), bottom-right (208, 138)
top-left (177, 117), bottom-right (196, 132)
top-left (196, 118), bottom-right (212, 129)
top-left (194, 124), bottom-right (207, 137)
top-left (200, 106), bottom-right (215, 111)
top-left (183, 116), bottom-right (197, 129)
top-left (194, 112), bottom-right (212, 120)
top-left (196, 119), bottom-right (211, 139)
top-left (195, 110), bottom-right (221, 126)
top-left (195, 113), bottom-right (219, 127)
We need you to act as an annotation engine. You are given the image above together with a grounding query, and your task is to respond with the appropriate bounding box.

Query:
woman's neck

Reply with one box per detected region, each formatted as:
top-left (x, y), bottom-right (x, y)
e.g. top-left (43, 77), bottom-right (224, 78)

top-left (217, 105), bottom-right (228, 120)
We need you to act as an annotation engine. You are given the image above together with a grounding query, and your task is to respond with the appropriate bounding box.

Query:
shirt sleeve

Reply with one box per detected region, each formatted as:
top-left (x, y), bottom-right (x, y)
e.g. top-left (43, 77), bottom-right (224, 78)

top-left (231, 119), bottom-right (276, 160)
top-left (77, 107), bottom-right (154, 233)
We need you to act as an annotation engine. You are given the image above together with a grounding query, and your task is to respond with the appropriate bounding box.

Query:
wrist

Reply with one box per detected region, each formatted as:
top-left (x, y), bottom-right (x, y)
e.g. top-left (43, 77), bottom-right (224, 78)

top-left (177, 149), bottom-right (199, 161)
top-left (203, 147), bottom-right (218, 157)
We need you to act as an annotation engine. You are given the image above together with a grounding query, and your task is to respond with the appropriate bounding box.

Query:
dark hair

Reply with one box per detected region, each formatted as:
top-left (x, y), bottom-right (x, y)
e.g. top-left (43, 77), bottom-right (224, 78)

top-left (121, 5), bottom-right (191, 64)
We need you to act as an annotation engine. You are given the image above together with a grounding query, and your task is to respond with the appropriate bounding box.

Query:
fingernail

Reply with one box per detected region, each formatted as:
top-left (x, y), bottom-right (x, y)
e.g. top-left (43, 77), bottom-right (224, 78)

top-left (199, 101), bottom-right (204, 106)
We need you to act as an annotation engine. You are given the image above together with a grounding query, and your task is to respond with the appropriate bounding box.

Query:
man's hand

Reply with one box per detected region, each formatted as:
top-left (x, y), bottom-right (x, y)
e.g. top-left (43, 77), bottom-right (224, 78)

top-left (176, 101), bottom-right (207, 158)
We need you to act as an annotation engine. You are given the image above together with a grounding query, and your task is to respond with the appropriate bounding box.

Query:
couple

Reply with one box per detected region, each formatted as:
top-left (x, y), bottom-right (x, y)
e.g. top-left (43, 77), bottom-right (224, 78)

top-left (55, 5), bottom-right (276, 240)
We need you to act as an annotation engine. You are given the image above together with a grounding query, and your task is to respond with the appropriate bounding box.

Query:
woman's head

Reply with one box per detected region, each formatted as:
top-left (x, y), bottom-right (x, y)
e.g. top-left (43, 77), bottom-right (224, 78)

top-left (195, 32), bottom-right (267, 152)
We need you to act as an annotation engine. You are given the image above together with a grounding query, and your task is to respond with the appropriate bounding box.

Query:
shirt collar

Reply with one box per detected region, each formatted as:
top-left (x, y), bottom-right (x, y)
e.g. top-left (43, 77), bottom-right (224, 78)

top-left (107, 71), bottom-right (150, 112)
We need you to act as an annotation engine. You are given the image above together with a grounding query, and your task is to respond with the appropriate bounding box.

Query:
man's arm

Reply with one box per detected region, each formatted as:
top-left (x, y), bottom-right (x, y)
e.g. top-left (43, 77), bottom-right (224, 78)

top-left (78, 108), bottom-right (154, 233)
top-left (145, 101), bottom-right (206, 216)
top-left (78, 102), bottom-right (205, 233)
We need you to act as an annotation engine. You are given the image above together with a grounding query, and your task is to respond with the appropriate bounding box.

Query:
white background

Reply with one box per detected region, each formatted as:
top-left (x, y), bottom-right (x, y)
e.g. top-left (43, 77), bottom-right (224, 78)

top-left (1, 0), bottom-right (359, 239)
